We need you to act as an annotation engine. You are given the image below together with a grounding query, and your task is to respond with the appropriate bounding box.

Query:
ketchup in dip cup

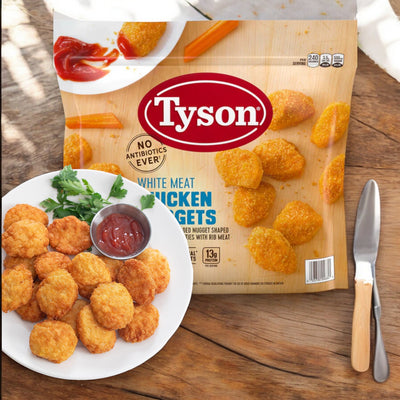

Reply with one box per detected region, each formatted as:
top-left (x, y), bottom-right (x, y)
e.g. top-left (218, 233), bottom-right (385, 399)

top-left (90, 204), bottom-right (151, 260)
top-left (96, 213), bottom-right (144, 257)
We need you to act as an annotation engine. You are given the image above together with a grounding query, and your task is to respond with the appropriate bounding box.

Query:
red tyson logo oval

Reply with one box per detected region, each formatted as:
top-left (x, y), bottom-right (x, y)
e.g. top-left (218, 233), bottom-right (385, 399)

top-left (138, 73), bottom-right (273, 152)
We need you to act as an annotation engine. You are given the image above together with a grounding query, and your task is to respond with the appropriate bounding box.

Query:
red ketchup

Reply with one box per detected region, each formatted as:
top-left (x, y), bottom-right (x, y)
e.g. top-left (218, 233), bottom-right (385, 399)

top-left (53, 36), bottom-right (119, 82)
top-left (117, 33), bottom-right (138, 59)
top-left (96, 213), bottom-right (144, 257)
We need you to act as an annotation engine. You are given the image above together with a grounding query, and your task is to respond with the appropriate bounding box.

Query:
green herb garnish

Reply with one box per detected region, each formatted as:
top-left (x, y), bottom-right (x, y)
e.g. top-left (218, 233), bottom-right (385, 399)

top-left (140, 194), bottom-right (155, 210)
top-left (40, 165), bottom-right (128, 224)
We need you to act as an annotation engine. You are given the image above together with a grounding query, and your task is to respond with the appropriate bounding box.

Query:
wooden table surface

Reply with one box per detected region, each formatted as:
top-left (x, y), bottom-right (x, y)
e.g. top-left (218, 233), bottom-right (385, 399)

top-left (2, 1), bottom-right (400, 399)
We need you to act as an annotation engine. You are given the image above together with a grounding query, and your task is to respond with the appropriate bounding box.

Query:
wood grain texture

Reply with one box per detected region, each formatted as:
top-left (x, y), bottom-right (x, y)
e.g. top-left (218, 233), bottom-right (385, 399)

top-left (1, 1), bottom-right (400, 399)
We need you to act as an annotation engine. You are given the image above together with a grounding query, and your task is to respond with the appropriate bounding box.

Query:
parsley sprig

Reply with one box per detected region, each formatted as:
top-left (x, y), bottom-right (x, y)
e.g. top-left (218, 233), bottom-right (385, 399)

top-left (40, 166), bottom-right (128, 224)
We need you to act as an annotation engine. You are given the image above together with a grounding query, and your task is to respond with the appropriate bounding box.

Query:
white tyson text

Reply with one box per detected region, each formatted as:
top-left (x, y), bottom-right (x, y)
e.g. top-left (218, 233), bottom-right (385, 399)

top-left (153, 96), bottom-right (260, 133)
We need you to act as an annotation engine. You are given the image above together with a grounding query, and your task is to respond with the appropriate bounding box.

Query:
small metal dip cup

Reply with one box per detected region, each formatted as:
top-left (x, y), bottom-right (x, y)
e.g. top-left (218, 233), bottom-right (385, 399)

top-left (90, 203), bottom-right (151, 260)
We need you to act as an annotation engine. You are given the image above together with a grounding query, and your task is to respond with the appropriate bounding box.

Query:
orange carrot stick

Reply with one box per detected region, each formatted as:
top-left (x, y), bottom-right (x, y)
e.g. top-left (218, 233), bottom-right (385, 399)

top-left (65, 113), bottom-right (123, 129)
top-left (184, 21), bottom-right (239, 63)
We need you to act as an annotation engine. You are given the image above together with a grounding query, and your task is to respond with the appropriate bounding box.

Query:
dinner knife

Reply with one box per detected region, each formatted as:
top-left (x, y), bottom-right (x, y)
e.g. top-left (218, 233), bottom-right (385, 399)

top-left (368, 182), bottom-right (390, 382)
top-left (351, 180), bottom-right (378, 372)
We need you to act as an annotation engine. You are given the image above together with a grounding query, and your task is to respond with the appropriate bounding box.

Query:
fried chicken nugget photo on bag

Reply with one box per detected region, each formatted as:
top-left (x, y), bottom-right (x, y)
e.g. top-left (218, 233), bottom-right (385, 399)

top-left (215, 148), bottom-right (263, 189)
top-left (247, 227), bottom-right (297, 274)
top-left (268, 89), bottom-right (315, 131)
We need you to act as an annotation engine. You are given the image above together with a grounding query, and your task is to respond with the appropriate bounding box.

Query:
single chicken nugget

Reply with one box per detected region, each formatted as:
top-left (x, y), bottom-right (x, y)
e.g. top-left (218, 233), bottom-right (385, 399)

top-left (215, 148), bottom-right (263, 189)
top-left (29, 320), bottom-right (77, 363)
top-left (319, 154), bottom-right (345, 204)
top-left (90, 282), bottom-right (134, 330)
top-left (48, 216), bottom-right (92, 255)
top-left (34, 251), bottom-right (72, 280)
top-left (63, 133), bottom-right (92, 168)
top-left (3, 204), bottom-right (48, 231)
top-left (89, 163), bottom-right (123, 176)
top-left (117, 259), bottom-right (156, 305)
top-left (16, 281), bottom-right (46, 322)
top-left (247, 227), bottom-right (297, 274)
top-left (273, 201), bottom-right (323, 245)
top-left (3, 255), bottom-right (37, 280)
top-left (76, 305), bottom-right (116, 354)
top-left (119, 304), bottom-right (159, 343)
top-left (135, 248), bottom-right (170, 294)
top-left (70, 252), bottom-right (111, 299)
top-left (36, 269), bottom-right (78, 319)
top-left (2, 219), bottom-right (49, 258)
top-left (60, 298), bottom-right (89, 334)
top-left (268, 89), bottom-right (315, 131)
top-left (233, 182), bottom-right (276, 227)
top-left (253, 138), bottom-right (305, 181)
top-left (311, 102), bottom-right (350, 148)
top-left (2, 265), bottom-right (33, 312)
top-left (98, 256), bottom-right (124, 281)
top-left (118, 22), bottom-right (167, 58)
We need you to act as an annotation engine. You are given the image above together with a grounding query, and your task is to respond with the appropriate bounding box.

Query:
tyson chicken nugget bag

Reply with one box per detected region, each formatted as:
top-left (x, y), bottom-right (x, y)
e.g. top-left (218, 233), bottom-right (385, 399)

top-left (54, 0), bottom-right (357, 294)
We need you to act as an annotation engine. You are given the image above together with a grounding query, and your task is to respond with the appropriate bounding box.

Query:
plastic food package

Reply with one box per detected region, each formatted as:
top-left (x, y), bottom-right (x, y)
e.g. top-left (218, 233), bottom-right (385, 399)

top-left (54, 1), bottom-right (357, 294)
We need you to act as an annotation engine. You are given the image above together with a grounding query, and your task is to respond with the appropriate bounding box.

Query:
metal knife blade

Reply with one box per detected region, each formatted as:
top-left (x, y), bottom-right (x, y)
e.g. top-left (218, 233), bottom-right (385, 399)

top-left (351, 180), bottom-right (378, 372)
top-left (353, 180), bottom-right (380, 266)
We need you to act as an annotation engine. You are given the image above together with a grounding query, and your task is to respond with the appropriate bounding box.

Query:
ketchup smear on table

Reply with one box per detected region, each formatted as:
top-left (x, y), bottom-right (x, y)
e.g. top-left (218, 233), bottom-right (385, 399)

top-left (116, 33), bottom-right (138, 59)
top-left (96, 213), bottom-right (144, 257)
top-left (54, 36), bottom-right (119, 82)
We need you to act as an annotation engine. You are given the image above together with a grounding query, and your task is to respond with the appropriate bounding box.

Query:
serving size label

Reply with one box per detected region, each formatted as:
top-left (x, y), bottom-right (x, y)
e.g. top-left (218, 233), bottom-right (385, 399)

top-left (307, 53), bottom-right (344, 68)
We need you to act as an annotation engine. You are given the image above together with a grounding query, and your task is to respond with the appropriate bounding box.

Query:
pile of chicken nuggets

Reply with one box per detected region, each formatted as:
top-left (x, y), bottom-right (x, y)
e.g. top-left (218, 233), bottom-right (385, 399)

top-left (215, 89), bottom-right (349, 274)
top-left (2, 203), bottom-right (170, 363)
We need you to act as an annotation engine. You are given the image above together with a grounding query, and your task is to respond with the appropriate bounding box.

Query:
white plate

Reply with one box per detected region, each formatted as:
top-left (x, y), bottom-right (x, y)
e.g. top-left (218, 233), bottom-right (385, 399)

top-left (1, 170), bottom-right (193, 380)
top-left (54, 14), bottom-right (186, 95)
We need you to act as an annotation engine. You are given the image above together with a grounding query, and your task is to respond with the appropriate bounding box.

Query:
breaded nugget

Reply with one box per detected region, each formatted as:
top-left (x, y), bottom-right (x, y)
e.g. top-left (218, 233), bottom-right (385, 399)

top-left (247, 227), bottom-right (297, 274)
top-left (311, 102), bottom-right (350, 148)
top-left (2, 265), bottom-right (33, 312)
top-left (233, 182), bottom-right (276, 227)
top-left (89, 163), bottom-right (123, 176)
top-left (253, 138), bottom-right (305, 181)
top-left (60, 298), bottom-right (89, 334)
top-left (29, 320), bottom-right (77, 363)
top-left (319, 154), bottom-right (345, 204)
top-left (135, 248), bottom-right (170, 294)
top-left (215, 148), bottom-right (263, 189)
top-left (34, 251), bottom-right (72, 280)
top-left (98, 255), bottom-right (123, 281)
top-left (36, 269), bottom-right (78, 319)
top-left (273, 201), bottom-right (323, 245)
top-left (3, 255), bottom-right (37, 280)
top-left (117, 259), bottom-right (156, 305)
top-left (90, 282), bottom-right (134, 330)
top-left (48, 215), bottom-right (92, 255)
top-left (77, 305), bottom-right (116, 354)
top-left (3, 204), bottom-right (48, 231)
top-left (16, 282), bottom-right (46, 322)
top-left (2, 219), bottom-right (49, 258)
top-left (63, 133), bottom-right (92, 169)
top-left (119, 304), bottom-right (159, 343)
top-left (70, 252), bottom-right (111, 298)
top-left (268, 89), bottom-right (315, 131)
top-left (119, 22), bottom-right (167, 58)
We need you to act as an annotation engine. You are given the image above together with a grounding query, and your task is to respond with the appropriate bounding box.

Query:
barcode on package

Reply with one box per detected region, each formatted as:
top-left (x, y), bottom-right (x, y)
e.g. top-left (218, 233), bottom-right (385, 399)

top-left (305, 256), bottom-right (335, 284)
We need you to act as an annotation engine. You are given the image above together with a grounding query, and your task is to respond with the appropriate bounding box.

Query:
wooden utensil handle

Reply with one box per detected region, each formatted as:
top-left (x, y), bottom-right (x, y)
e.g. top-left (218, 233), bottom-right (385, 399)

top-left (351, 279), bottom-right (372, 372)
